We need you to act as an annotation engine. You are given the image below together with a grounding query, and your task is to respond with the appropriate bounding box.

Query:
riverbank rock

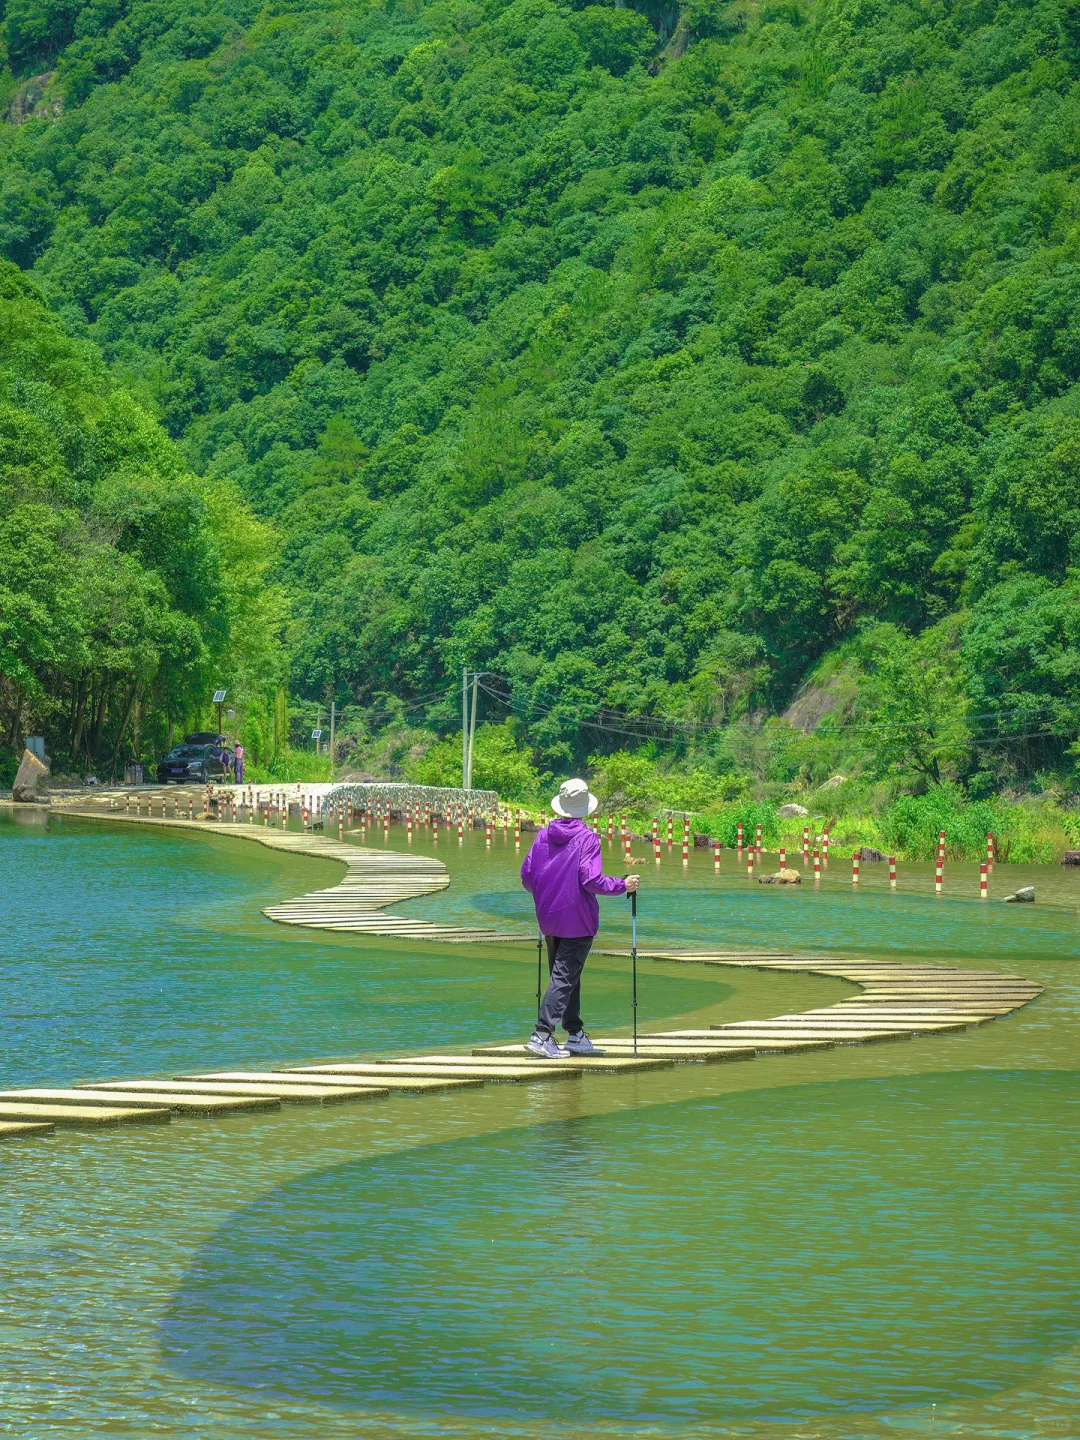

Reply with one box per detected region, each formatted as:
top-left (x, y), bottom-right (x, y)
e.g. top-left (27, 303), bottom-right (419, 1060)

top-left (1004, 886), bottom-right (1035, 903)
top-left (693, 833), bottom-right (714, 848)
top-left (1062, 851), bottom-right (1080, 866)
top-left (758, 868), bottom-right (802, 885)
top-left (859, 847), bottom-right (885, 862)
top-left (778, 803), bottom-right (809, 818)
top-left (11, 747), bottom-right (48, 802)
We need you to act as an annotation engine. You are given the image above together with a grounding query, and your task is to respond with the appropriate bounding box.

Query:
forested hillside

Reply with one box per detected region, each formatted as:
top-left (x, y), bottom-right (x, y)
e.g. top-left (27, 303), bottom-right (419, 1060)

top-left (1, 0), bottom-right (1079, 799)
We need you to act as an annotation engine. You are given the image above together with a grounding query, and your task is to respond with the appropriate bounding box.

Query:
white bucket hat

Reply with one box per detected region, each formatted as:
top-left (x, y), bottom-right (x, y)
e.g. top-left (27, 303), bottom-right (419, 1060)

top-left (551, 777), bottom-right (599, 818)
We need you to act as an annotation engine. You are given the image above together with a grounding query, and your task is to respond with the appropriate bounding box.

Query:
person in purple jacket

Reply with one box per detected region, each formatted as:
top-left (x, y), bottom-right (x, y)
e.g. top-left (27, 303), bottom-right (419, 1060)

top-left (520, 777), bottom-right (640, 1059)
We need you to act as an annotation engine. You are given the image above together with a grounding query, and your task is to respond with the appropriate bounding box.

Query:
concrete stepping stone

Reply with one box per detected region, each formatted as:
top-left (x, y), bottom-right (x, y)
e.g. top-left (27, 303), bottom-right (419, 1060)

top-left (7, 1087), bottom-right (279, 1117)
top-left (0, 1121), bottom-right (54, 1139)
top-left (0, 1100), bottom-right (170, 1127)
top-left (288, 1061), bottom-right (579, 1083)
top-left (196, 1068), bottom-right (482, 1093)
top-left (85, 1078), bottom-right (383, 1107)
top-left (469, 1046), bottom-right (674, 1070)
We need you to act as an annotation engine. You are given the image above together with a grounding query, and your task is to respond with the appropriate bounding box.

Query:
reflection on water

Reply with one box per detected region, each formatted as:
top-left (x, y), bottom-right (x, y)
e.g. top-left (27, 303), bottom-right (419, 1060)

top-left (162, 1070), bottom-right (1080, 1425)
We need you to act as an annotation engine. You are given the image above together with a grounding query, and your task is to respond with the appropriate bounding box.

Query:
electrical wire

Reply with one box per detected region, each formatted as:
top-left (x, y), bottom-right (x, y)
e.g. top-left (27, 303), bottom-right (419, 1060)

top-left (473, 677), bottom-right (1077, 743)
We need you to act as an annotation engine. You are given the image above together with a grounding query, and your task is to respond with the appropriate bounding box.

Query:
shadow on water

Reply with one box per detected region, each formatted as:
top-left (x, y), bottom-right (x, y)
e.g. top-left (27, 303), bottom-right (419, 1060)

top-left (160, 1069), bottom-right (1080, 1428)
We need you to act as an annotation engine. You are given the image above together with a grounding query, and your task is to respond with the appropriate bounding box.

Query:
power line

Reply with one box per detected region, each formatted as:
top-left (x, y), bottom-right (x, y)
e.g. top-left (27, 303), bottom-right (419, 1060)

top-left (474, 677), bottom-right (1078, 743)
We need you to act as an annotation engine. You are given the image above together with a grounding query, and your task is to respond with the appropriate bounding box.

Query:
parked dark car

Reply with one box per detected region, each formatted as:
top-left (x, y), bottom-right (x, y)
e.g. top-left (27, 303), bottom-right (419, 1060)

top-left (157, 738), bottom-right (234, 784)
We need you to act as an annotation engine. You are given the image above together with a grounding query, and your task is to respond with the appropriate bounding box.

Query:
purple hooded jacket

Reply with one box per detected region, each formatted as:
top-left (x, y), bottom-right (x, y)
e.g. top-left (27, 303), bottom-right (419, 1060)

top-left (520, 817), bottom-right (627, 938)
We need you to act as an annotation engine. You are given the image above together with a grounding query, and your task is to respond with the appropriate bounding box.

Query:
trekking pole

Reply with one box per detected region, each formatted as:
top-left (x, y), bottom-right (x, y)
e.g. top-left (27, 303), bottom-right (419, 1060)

top-left (630, 887), bottom-right (638, 1057)
top-left (536, 926), bottom-right (544, 1020)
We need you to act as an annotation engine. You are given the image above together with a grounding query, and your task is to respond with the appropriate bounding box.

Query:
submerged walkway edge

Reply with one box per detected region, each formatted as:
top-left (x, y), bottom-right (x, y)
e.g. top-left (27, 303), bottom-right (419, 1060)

top-left (0, 806), bottom-right (1043, 1144)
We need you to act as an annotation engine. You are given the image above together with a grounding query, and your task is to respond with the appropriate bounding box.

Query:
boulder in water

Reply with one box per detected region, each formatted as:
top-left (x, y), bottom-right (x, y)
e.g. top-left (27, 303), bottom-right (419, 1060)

top-left (1004, 886), bottom-right (1035, 903)
top-left (759, 868), bottom-right (802, 885)
top-left (11, 747), bottom-right (48, 802)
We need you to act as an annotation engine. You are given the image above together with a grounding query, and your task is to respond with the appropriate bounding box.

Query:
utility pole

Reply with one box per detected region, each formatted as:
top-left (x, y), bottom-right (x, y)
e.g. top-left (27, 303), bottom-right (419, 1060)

top-left (462, 666), bottom-right (469, 789)
top-left (467, 671), bottom-right (479, 793)
top-left (329, 700), bottom-right (336, 783)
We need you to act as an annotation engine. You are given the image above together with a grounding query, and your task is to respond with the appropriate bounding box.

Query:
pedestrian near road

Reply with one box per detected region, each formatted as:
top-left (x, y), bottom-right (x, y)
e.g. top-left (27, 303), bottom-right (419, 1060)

top-left (234, 744), bottom-right (244, 785)
top-left (521, 777), bottom-right (640, 1059)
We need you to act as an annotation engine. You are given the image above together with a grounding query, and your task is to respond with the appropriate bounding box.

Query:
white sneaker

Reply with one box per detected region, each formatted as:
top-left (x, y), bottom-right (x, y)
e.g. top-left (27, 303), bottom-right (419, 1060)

top-left (564, 1030), bottom-right (596, 1055)
top-left (526, 1032), bottom-right (570, 1059)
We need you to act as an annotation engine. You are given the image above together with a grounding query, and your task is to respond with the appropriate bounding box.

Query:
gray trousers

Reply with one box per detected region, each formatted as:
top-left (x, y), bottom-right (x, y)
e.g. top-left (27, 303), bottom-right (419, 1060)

top-left (536, 935), bottom-right (593, 1037)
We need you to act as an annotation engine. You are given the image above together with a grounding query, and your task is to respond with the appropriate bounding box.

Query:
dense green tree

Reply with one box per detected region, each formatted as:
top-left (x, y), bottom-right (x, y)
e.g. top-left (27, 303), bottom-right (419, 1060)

top-left (0, 261), bottom-right (286, 774)
top-left (0, 0), bottom-right (1077, 788)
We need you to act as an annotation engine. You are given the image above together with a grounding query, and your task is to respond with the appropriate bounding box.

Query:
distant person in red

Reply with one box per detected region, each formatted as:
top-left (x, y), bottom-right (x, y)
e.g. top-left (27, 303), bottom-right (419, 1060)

top-left (520, 777), bottom-right (639, 1058)
top-left (234, 744), bottom-right (244, 784)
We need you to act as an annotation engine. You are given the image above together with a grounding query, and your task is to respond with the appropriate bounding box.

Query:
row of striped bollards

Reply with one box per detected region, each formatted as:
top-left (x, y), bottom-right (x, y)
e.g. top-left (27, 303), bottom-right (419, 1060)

top-left (123, 792), bottom-right (197, 821)
top-left (178, 795), bottom-right (1000, 900)
top-left (310, 797), bottom-right (523, 850)
top-left (595, 813), bottom-right (699, 868)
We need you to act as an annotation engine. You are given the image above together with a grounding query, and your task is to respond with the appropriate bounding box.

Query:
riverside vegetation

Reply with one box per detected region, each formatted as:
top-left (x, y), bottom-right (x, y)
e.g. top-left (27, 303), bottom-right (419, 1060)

top-left (1, 0), bottom-right (1079, 851)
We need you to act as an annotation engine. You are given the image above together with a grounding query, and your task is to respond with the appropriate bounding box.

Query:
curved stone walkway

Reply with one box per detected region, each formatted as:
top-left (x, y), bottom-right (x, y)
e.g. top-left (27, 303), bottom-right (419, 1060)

top-left (0, 805), bottom-right (1043, 1142)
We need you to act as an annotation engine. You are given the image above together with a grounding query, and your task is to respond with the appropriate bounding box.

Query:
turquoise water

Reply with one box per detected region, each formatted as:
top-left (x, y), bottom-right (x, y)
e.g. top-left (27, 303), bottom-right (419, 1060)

top-left (1, 810), bottom-right (1078, 1439)
top-left (163, 1071), bottom-right (1079, 1425)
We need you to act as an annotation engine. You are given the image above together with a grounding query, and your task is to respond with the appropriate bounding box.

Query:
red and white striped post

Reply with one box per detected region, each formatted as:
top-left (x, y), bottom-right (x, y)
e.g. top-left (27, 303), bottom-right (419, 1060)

top-left (682, 830), bottom-right (689, 865)
top-left (625, 833), bottom-right (632, 866)
top-left (620, 813), bottom-right (627, 842)
top-left (407, 812), bottom-right (414, 844)
top-left (938, 830), bottom-right (946, 865)
top-left (779, 845), bottom-right (787, 868)
top-left (935, 855), bottom-right (943, 894)
top-left (514, 816), bottom-right (521, 850)
top-left (654, 834), bottom-right (662, 864)
top-left (337, 806), bottom-right (343, 838)
top-left (189, 797), bottom-right (194, 820)
top-left (125, 793), bottom-right (130, 813)
top-left (980, 862), bottom-right (988, 899)
top-left (383, 808), bottom-right (390, 838)
top-left (713, 840), bottom-right (721, 869)
top-left (608, 815), bottom-right (614, 842)
top-left (747, 847), bottom-right (755, 877)
top-left (667, 815), bottom-right (673, 846)
top-left (652, 818), bottom-right (658, 846)
top-left (803, 825), bottom-right (810, 861)
top-left (852, 852), bottom-right (860, 885)
top-left (755, 822), bottom-right (762, 855)
top-left (737, 821), bottom-right (744, 850)
top-left (485, 817), bottom-right (492, 845)
top-left (457, 813), bottom-right (464, 843)
top-left (888, 855), bottom-right (896, 887)
top-left (822, 830), bottom-right (829, 862)
top-left (986, 832), bottom-right (994, 864)
top-left (813, 846), bottom-right (821, 881)
top-left (432, 815), bottom-right (439, 843)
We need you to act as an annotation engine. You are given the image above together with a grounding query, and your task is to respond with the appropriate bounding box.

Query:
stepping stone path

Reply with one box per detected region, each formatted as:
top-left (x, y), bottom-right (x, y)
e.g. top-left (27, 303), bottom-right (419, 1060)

top-left (5, 807), bottom-right (1041, 1144)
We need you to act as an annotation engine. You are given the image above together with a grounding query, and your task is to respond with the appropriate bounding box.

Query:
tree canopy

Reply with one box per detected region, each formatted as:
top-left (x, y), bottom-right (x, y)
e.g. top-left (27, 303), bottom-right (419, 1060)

top-left (0, 260), bottom-right (285, 776)
top-left (1, 0), bottom-right (1079, 791)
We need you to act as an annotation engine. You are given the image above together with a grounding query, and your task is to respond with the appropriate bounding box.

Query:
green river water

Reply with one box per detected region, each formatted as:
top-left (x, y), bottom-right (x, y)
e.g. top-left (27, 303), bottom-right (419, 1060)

top-left (0, 808), bottom-right (1077, 1439)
